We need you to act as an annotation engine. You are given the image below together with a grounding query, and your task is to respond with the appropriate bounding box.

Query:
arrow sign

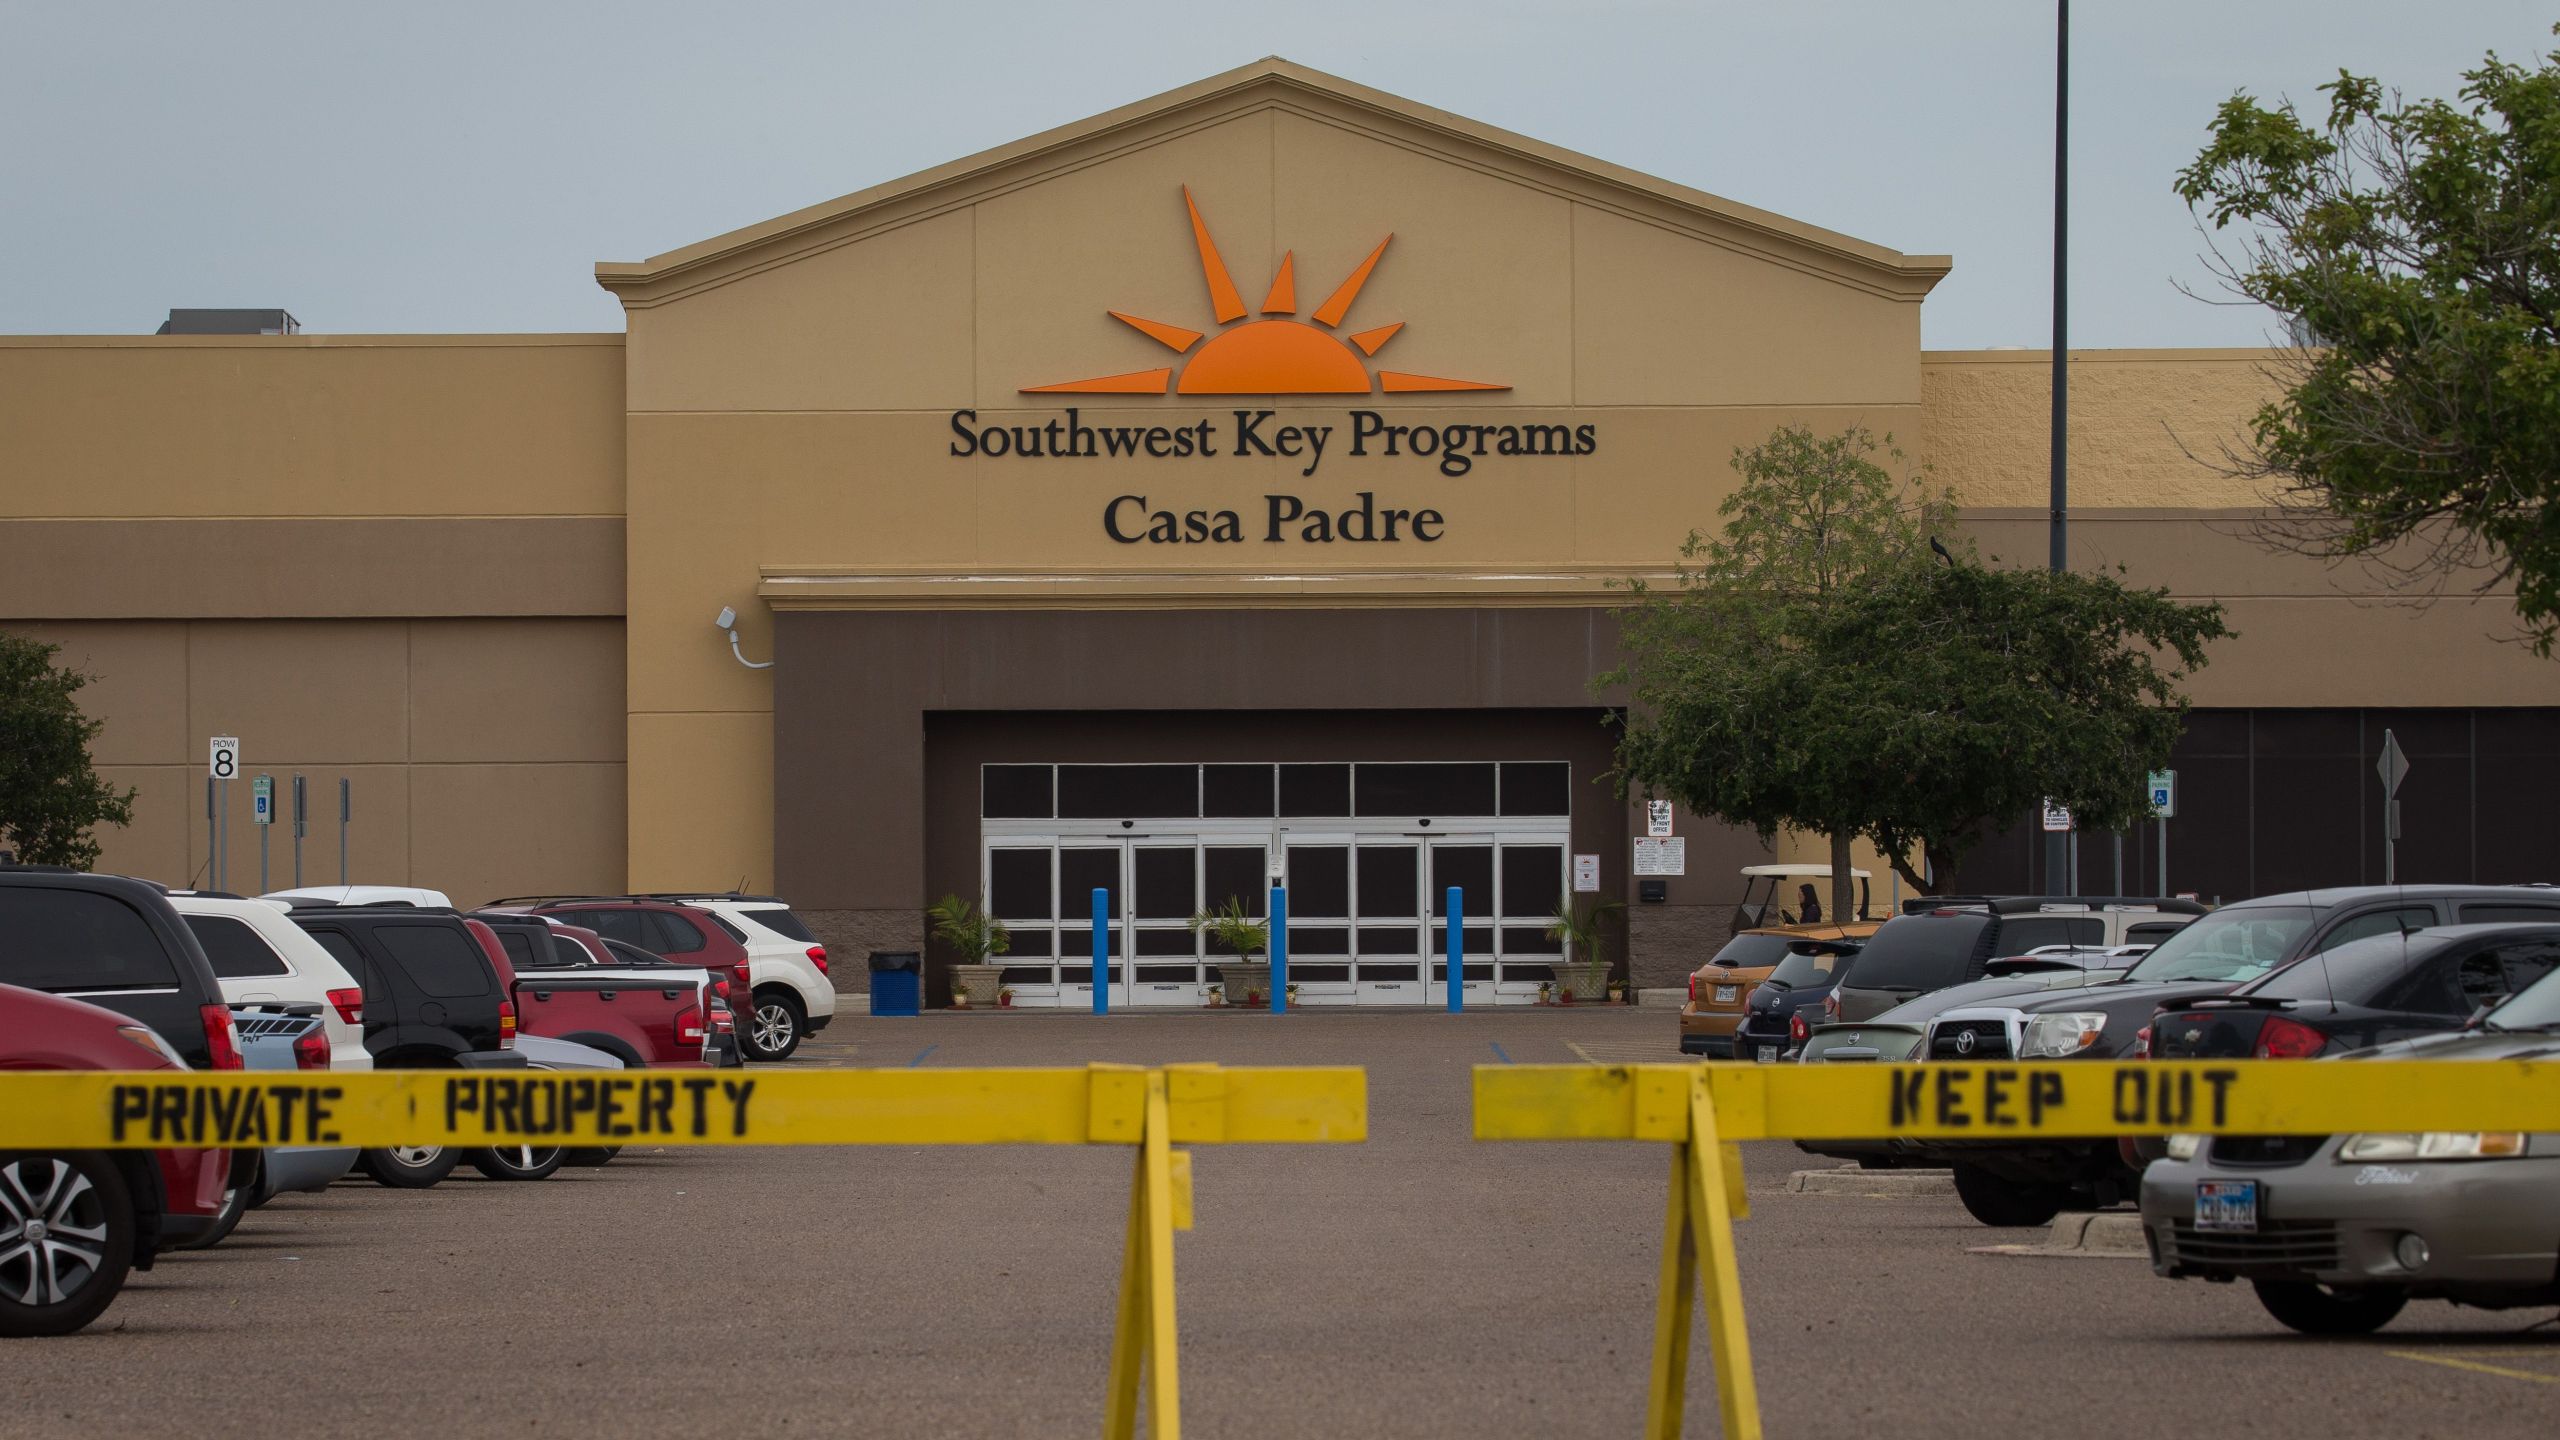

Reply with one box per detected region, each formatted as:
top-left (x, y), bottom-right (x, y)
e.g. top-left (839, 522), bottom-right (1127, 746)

top-left (2376, 729), bottom-right (2409, 797)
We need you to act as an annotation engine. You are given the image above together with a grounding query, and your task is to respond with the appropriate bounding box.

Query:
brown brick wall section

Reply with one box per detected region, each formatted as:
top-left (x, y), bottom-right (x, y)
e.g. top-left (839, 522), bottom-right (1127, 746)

top-left (1628, 905), bottom-right (1735, 991)
top-left (798, 909), bottom-right (924, 995)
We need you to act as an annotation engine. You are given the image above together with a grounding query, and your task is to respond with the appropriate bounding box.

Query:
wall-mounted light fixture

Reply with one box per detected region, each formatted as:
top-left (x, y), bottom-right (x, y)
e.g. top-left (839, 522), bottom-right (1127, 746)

top-left (714, 606), bottom-right (773, 670)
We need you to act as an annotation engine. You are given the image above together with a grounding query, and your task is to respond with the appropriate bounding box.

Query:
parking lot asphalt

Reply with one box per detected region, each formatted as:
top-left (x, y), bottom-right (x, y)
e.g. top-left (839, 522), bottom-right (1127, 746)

top-left (12, 1008), bottom-right (2557, 1438)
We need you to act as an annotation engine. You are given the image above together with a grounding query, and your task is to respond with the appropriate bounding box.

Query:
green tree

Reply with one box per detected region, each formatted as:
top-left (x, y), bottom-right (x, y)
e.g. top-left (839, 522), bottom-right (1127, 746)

top-left (1605, 425), bottom-right (1957, 920)
top-left (2176, 36), bottom-right (2560, 653)
top-left (1800, 562), bottom-right (2231, 890)
top-left (0, 634), bottom-right (135, 869)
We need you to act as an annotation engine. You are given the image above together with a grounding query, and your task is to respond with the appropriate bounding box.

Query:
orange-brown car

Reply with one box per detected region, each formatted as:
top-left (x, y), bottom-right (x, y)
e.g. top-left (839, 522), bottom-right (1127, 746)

top-left (1679, 921), bottom-right (1880, 1057)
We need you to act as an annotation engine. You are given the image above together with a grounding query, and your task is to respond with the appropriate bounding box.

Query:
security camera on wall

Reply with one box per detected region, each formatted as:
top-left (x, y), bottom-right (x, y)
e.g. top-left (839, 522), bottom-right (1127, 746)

top-left (713, 605), bottom-right (772, 670)
top-left (714, 606), bottom-right (737, 632)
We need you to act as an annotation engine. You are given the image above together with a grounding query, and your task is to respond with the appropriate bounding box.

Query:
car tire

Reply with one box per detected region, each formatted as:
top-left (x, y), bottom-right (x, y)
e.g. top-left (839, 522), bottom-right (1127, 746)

top-left (359, 1145), bottom-right (460, 1189)
top-left (0, 1151), bottom-right (136, 1338)
top-left (468, 1146), bottom-right (567, 1182)
top-left (1951, 1162), bottom-right (2066, 1227)
top-left (2252, 1281), bottom-right (2408, 1335)
top-left (182, 1152), bottom-right (260, 1249)
top-left (746, 988), bottom-right (806, 1062)
top-left (563, 1147), bottom-right (621, 1168)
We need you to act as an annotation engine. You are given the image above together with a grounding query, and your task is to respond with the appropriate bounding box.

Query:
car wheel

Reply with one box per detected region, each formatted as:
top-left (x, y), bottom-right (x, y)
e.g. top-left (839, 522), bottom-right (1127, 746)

top-left (746, 989), bottom-right (806, 1062)
top-left (359, 1145), bottom-right (460, 1189)
top-left (468, 1146), bottom-right (567, 1182)
top-left (1951, 1162), bottom-right (2066, 1227)
top-left (2253, 1281), bottom-right (2408, 1335)
top-left (181, 1152), bottom-right (260, 1250)
top-left (563, 1147), bottom-right (621, 1168)
top-left (0, 1152), bottom-right (136, 1338)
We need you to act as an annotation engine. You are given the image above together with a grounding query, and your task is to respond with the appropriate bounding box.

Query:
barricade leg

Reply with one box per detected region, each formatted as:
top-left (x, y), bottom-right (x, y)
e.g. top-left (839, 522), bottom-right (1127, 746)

top-left (1103, 1072), bottom-right (1184, 1440)
top-left (1641, 1073), bottom-right (1762, 1439)
top-left (1643, 1143), bottom-right (1700, 1439)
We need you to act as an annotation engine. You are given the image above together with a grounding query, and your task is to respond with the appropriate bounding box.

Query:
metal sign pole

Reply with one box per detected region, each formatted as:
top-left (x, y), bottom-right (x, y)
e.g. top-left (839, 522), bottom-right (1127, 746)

top-left (292, 774), bottom-right (307, 888)
top-left (217, 777), bottom-right (228, 893)
top-left (2376, 729), bottom-right (2409, 886)
top-left (2159, 820), bottom-right (2168, 896)
top-left (338, 777), bottom-right (350, 883)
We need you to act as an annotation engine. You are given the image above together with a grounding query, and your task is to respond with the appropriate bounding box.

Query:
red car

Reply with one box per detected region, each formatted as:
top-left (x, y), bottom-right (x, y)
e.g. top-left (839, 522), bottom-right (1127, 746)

top-left (496, 900), bottom-right (754, 1045)
top-left (0, 984), bottom-right (228, 1337)
top-left (465, 915), bottom-right (716, 1068)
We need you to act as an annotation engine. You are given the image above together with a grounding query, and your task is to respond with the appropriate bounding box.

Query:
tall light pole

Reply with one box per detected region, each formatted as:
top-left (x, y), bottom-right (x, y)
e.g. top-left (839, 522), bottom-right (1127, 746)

top-left (2045, 0), bottom-right (2073, 896)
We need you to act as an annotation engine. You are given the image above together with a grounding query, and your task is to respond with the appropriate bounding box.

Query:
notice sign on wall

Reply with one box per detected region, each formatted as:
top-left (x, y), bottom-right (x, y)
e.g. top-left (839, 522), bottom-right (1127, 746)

top-left (1573, 854), bottom-right (1600, 893)
top-left (1645, 800), bottom-right (1675, 838)
top-left (1632, 838), bottom-right (1686, 877)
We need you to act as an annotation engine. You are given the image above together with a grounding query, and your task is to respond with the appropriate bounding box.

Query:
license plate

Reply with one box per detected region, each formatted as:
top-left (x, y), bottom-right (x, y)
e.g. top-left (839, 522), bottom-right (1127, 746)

top-left (1756, 1045), bottom-right (1780, 1064)
top-left (2195, 1179), bottom-right (2259, 1233)
top-left (1713, 986), bottom-right (1739, 1004)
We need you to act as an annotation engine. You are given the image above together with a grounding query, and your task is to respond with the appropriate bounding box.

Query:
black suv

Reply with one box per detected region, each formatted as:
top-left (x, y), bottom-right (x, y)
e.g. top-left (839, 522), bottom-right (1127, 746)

top-left (288, 904), bottom-right (524, 1187)
top-left (1831, 896), bottom-right (2208, 1023)
top-left (1908, 884), bottom-right (2560, 1226)
top-left (0, 865), bottom-right (246, 1248)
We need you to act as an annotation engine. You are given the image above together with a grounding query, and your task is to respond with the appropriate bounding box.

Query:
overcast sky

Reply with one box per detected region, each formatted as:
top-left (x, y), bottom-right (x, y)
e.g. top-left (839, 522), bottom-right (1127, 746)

top-left (3, 1), bottom-right (2548, 345)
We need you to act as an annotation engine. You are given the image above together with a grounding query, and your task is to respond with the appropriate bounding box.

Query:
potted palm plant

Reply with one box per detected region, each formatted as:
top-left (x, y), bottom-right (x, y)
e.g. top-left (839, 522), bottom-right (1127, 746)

top-left (929, 894), bottom-right (1011, 1009)
top-left (1190, 896), bottom-right (1270, 1008)
top-left (1544, 896), bottom-right (1626, 1003)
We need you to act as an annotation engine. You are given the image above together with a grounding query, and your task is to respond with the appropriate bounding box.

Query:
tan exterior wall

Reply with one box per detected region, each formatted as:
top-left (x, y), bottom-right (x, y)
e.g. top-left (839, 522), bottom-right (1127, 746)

top-left (7, 618), bottom-right (626, 905)
top-left (1921, 349), bottom-right (2280, 510)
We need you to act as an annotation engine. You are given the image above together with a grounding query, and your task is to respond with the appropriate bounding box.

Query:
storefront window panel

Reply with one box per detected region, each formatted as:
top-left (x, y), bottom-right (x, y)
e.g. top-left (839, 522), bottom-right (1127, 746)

top-left (1059, 765), bottom-right (1199, 819)
top-left (1204, 846), bottom-right (1268, 915)
top-left (1431, 846), bottom-right (1493, 919)
top-left (1058, 847), bottom-right (1121, 914)
top-left (1356, 846), bottom-right (1419, 917)
top-left (1498, 762), bottom-right (1571, 817)
top-left (1355, 763), bottom-right (1495, 817)
top-left (1279, 764), bottom-right (1351, 817)
top-left (988, 849), bottom-right (1053, 921)
top-left (1499, 844), bottom-right (1563, 920)
top-left (1133, 847), bottom-right (1198, 920)
top-left (1203, 764), bottom-right (1276, 817)
top-left (1289, 846), bottom-right (1350, 917)
top-left (982, 765), bottom-right (1054, 818)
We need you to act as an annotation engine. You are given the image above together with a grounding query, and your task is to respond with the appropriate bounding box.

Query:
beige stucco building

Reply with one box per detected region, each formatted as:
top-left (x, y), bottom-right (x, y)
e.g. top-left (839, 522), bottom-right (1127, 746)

top-left (6, 60), bottom-right (2551, 1002)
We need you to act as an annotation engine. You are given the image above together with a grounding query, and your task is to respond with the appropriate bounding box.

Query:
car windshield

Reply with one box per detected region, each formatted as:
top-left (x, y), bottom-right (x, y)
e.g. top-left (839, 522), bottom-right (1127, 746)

top-left (2487, 963), bottom-right (2560, 1029)
top-left (1767, 948), bottom-right (1849, 988)
top-left (2120, 906), bottom-right (2317, 985)
top-left (1707, 933), bottom-right (1796, 969)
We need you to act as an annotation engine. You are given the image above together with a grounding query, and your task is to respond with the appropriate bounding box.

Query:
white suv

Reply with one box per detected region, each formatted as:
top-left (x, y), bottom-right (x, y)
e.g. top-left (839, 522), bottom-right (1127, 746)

top-left (168, 894), bottom-right (373, 1071)
top-left (647, 894), bottom-right (836, 1061)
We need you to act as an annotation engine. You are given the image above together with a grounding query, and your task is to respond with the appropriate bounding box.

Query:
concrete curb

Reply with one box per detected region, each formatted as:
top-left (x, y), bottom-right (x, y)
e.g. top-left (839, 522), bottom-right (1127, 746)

top-left (1786, 1165), bottom-right (1955, 1196)
top-left (1969, 1211), bottom-right (2149, 1258)
top-left (1638, 987), bottom-right (1685, 1009)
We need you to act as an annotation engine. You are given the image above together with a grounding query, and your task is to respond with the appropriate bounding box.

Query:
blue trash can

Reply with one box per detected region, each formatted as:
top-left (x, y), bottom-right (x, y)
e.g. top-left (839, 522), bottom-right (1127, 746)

top-left (868, 951), bottom-right (922, 1017)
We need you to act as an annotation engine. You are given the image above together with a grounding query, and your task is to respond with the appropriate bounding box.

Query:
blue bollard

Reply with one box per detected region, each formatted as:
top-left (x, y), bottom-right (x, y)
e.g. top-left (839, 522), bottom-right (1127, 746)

top-left (1269, 885), bottom-right (1288, 1014)
top-left (1446, 885), bottom-right (1464, 1012)
top-left (1092, 886), bottom-right (1109, 1016)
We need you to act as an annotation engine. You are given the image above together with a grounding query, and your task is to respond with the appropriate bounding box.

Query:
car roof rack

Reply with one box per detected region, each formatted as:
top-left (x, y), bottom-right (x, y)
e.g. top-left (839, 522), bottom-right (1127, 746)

top-left (626, 891), bottom-right (790, 905)
top-left (1898, 895), bottom-right (2208, 917)
top-left (480, 894), bottom-right (650, 908)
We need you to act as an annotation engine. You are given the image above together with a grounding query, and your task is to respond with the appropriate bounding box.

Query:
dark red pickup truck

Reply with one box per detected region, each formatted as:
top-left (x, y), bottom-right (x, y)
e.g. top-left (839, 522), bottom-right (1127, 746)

top-left (465, 916), bottom-right (718, 1067)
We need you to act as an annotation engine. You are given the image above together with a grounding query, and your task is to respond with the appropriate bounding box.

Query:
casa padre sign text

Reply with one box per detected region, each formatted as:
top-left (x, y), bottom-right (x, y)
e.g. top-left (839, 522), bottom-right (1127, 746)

top-left (950, 184), bottom-right (1593, 545)
top-left (946, 405), bottom-right (1598, 544)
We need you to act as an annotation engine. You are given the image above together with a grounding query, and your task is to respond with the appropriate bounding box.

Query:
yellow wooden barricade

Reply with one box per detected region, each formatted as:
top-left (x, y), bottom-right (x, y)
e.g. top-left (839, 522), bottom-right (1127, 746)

top-left (0, 1062), bottom-right (1366, 1440)
top-left (1476, 1058), bottom-right (2560, 1439)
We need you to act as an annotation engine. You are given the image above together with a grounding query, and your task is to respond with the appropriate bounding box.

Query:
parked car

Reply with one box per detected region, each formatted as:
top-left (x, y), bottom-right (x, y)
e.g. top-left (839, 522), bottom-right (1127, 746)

top-left (1830, 897), bottom-right (2203, 1024)
top-left (0, 983), bottom-right (224, 1337)
top-left (232, 1009), bottom-right (360, 1203)
top-left (170, 893), bottom-right (371, 1072)
top-left (1730, 940), bottom-right (1860, 1063)
top-left (468, 913), bottom-right (718, 1068)
top-left (493, 898), bottom-right (780, 1056)
top-left (638, 893), bottom-right (837, 1062)
top-left (2148, 924), bottom-right (2560, 1062)
top-left (0, 866), bottom-right (256, 1245)
top-left (2140, 971), bottom-right (2560, 1333)
top-left (263, 884), bottom-right (454, 908)
top-left (1680, 922), bottom-right (1882, 1057)
top-left (288, 905), bottom-right (525, 1188)
top-left (1912, 884), bottom-right (2560, 1226)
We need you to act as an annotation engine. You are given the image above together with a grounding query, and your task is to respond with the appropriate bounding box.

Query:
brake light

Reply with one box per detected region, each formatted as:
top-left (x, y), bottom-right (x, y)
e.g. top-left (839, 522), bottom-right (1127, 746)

top-left (674, 1005), bottom-right (706, 1047)
top-left (712, 976), bottom-right (731, 1000)
top-left (734, 961), bottom-right (753, 997)
top-left (291, 1026), bottom-right (330, 1071)
top-left (199, 1004), bottom-right (244, 1071)
top-left (1789, 1010), bottom-right (1810, 1045)
top-left (1688, 973), bottom-right (1699, 1003)
top-left (807, 945), bottom-right (829, 976)
top-left (1822, 989), bottom-right (1840, 1021)
top-left (498, 996), bottom-right (518, 1049)
top-left (711, 1002), bottom-right (734, 1034)
top-left (325, 987), bottom-right (363, 1027)
top-left (2255, 1015), bottom-right (2328, 1059)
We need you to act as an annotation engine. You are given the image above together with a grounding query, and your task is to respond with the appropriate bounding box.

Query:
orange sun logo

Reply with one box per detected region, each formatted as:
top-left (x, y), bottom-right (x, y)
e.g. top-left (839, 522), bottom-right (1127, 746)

top-left (1025, 186), bottom-right (1507, 397)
